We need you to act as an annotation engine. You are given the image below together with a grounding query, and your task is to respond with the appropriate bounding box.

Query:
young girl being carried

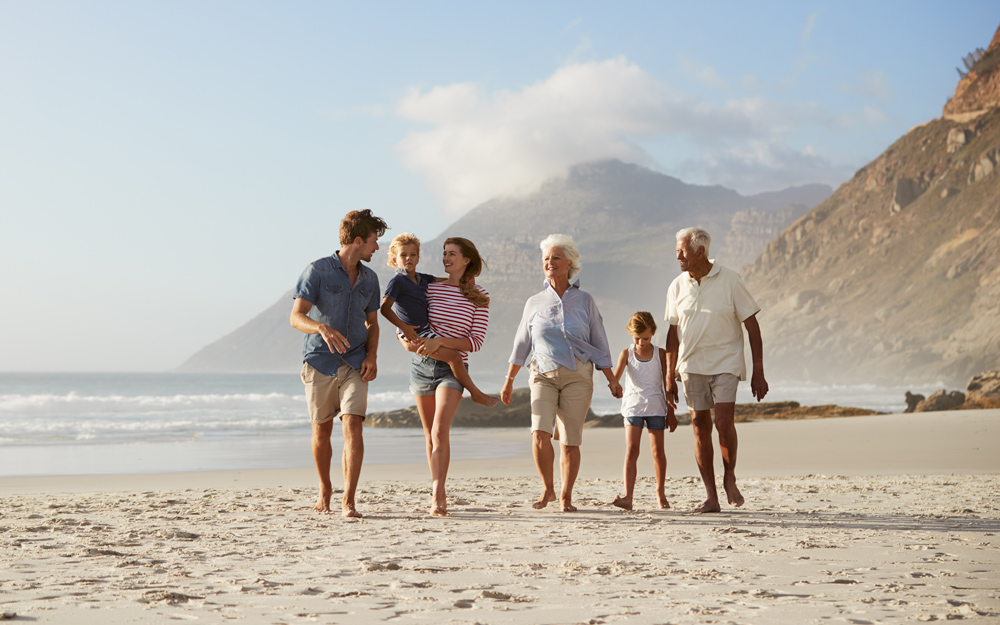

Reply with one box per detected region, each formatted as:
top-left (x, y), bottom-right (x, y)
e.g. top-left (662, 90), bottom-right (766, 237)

top-left (611, 311), bottom-right (677, 510)
top-left (380, 233), bottom-right (499, 407)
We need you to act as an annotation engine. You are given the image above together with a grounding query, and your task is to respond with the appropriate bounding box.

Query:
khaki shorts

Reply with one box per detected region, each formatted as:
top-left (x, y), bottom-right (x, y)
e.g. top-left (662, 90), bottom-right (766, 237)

top-left (680, 372), bottom-right (739, 411)
top-left (529, 358), bottom-right (594, 447)
top-left (301, 362), bottom-right (368, 424)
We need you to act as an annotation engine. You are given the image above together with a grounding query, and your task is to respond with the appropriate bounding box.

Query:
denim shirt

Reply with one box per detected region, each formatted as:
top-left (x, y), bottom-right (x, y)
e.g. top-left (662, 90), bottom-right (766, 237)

top-left (508, 280), bottom-right (613, 374)
top-left (293, 252), bottom-right (380, 376)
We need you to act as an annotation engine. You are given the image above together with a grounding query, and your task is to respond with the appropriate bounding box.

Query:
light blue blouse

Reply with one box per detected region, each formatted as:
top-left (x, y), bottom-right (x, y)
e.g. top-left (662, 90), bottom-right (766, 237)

top-left (508, 280), bottom-right (613, 374)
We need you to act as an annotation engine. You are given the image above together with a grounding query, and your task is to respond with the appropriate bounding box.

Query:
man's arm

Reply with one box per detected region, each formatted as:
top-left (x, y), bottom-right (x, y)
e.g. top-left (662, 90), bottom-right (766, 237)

top-left (664, 325), bottom-right (680, 408)
top-left (290, 298), bottom-right (350, 354)
top-left (743, 313), bottom-right (768, 402)
top-left (360, 309), bottom-right (379, 382)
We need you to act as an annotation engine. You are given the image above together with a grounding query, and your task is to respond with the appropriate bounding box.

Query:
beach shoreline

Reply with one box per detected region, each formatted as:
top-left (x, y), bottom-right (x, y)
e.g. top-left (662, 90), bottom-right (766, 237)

top-left (3, 410), bottom-right (998, 624)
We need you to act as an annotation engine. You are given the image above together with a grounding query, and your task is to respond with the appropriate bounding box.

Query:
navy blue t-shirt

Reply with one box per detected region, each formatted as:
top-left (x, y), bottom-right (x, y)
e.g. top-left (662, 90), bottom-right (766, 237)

top-left (383, 270), bottom-right (435, 336)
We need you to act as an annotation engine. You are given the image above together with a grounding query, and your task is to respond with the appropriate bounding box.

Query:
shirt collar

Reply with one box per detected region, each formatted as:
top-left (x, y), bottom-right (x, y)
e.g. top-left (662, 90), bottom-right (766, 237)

top-left (686, 260), bottom-right (720, 282)
top-left (543, 278), bottom-right (581, 291)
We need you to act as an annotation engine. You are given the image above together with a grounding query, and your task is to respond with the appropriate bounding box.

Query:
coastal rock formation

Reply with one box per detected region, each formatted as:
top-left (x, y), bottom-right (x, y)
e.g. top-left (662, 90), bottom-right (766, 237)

top-left (744, 25), bottom-right (1000, 386)
top-left (178, 161), bottom-right (829, 373)
top-left (914, 390), bottom-right (967, 412)
top-left (966, 369), bottom-right (1000, 403)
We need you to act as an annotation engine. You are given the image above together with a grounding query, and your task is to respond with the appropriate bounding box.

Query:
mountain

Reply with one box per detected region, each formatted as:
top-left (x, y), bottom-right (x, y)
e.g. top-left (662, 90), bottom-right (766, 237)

top-left (743, 26), bottom-right (1000, 386)
top-left (177, 161), bottom-right (830, 374)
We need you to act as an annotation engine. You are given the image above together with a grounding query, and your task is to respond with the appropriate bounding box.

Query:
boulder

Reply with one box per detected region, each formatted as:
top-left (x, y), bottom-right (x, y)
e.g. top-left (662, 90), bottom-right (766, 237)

top-left (970, 151), bottom-right (996, 183)
top-left (904, 391), bottom-right (925, 413)
top-left (966, 369), bottom-right (1000, 402)
top-left (914, 389), bottom-right (966, 412)
top-left (947, 128), bottom-right (969, 153)
top-left (890, 177), bottom-right (925, 213)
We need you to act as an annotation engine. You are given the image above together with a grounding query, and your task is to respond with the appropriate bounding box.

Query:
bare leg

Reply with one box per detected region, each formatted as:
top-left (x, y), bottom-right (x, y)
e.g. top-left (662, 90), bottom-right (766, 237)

top-left (312, 420), bottom-right (334, 512)
top-left (713, 402), bottom-right (743, 508)
top-left (649, 429), bottom-right (669, 509)
top-left (614, 425), bottom-right (642, 510)
top-left (692, 409), bottom-right (721, 513)
top-left (416, 388), bottom-right (462, 516)
top-left (431, 348), bottom-right (499, 408)
top-left (340, 414), bottom-right (364, 518)
top-left (531, 430), bottom-right (558, 509)
top-left (559, 444), bottom-right (581, 512)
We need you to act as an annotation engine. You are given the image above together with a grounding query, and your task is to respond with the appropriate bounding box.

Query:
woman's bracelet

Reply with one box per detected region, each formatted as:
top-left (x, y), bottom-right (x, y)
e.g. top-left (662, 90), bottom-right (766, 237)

top-left (504, 375), bottom-right (515, 381)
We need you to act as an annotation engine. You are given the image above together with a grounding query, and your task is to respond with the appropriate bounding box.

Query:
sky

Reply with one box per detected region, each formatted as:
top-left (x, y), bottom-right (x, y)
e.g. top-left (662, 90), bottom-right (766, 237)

top-left (1, 1), bottom-right (997, 372)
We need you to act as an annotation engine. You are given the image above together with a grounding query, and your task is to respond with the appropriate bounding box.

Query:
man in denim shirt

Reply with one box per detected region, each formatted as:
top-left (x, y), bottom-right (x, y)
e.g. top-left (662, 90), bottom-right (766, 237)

top-left (291, 209), bottom-right (387, 517)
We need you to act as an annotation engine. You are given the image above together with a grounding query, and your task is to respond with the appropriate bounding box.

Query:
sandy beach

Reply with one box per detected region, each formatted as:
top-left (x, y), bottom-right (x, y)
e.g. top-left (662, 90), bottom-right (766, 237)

top-left (2, 409), bottom-right (999, 624)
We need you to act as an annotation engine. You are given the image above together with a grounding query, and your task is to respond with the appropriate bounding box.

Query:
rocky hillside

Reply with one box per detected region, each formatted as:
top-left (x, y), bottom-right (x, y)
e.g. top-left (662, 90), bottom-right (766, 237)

top-left (177, 161), bottom-right (829, 373)
top-left (744, 26), bottom-right (1000, 386)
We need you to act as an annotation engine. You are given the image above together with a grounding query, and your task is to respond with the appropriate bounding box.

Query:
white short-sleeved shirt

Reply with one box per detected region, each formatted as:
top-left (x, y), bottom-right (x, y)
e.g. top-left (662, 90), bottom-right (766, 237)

top-left (664, 261), bottom-right (760, 381)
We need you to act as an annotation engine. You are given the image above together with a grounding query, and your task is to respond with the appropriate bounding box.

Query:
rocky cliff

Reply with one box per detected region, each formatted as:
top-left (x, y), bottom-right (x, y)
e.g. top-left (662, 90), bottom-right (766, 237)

top-left (177, 161), bottom-right (829, 373)
top-left (744, 27), bottom-right (1000, 386)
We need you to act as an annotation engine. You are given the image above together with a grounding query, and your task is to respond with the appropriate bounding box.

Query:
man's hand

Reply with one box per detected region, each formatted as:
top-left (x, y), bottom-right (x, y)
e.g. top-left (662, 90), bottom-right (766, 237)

top-left (360, 352), bottom-right (377, 383)
top-left (319, 325), bottom-right (350, 354)
top-left (751, 368), bottom-right (768, 402)
top-left (666, 405), bottom-right (678, 432)
top-left (608, 380), bottom-right (623, 399)
top-left (666, 378), bottom-right (679, 409)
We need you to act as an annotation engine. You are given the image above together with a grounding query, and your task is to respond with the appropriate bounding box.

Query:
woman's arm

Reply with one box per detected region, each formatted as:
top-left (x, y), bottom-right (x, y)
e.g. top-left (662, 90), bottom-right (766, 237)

top-left (500, 363), bottom-right (522, 406)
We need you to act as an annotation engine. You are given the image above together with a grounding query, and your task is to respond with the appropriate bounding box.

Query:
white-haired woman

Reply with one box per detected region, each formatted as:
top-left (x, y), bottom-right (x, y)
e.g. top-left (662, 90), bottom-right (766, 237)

top-left (500, 234), bottom-right (622, 512)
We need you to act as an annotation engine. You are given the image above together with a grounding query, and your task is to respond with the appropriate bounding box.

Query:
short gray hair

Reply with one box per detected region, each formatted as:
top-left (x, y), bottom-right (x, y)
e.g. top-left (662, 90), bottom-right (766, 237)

top-left (676, 227), bottom-right (711, 256)
top-left (539, 233), bottom-right (582, 280)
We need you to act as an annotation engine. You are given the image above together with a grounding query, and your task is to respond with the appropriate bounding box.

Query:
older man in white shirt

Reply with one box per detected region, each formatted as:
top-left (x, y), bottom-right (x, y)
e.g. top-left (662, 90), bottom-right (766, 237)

top-left (665, 227), bottom-right (768, 513)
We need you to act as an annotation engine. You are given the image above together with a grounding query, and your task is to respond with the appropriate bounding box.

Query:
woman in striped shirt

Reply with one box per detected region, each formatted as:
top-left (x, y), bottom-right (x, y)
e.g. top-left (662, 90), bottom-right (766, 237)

top-left (408, 237), bottom-right (491, 517)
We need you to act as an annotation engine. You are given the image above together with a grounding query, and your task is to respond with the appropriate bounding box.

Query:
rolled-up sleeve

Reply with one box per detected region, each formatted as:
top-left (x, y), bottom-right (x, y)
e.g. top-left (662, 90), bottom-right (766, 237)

top-left (294, 265), bottom-right (319, 304)
top-left (508, 301), bottom-right (534, 366)
top-left (585, 294), bottom-right (613, 369)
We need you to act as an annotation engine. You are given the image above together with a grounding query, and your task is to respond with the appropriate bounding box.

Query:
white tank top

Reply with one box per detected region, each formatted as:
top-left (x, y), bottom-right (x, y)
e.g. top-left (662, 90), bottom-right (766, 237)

top-left (621, 345), bottom-right (668, 417)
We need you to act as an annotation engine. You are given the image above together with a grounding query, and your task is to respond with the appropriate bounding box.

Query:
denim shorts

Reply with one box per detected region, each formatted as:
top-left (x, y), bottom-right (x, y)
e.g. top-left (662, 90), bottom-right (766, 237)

top-left (409, 354), bottom-right (466, 396)
top-left (624, 415), bottom-right (666, 430)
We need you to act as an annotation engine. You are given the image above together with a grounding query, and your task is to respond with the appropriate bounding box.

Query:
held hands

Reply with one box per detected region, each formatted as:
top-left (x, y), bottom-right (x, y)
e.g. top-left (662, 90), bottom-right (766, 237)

top-left (666, 404), bottom-right (678, 432)
top-left (607, 380), bottom-right (623, 399)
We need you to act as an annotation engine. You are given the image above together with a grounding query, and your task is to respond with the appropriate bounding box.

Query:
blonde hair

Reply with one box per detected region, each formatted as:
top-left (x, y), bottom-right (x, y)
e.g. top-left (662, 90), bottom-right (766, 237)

top-left (627, 311), bottom-right (657, 336)
top-left (386, 233), bottom-right (421, 268)
top-left (539, 233), bottom-right (582, 279)
top-left (443, 237), bottom-right (489, 307)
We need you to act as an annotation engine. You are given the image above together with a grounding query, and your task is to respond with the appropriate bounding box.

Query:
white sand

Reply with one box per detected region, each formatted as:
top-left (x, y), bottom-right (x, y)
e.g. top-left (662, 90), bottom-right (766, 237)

top-left (2, 410), bottom-right (999, 624)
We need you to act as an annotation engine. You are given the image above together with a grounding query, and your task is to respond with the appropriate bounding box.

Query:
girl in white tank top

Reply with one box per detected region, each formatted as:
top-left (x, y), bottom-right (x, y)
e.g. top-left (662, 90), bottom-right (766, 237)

top-left (610, 312), bottom-right (677, 511)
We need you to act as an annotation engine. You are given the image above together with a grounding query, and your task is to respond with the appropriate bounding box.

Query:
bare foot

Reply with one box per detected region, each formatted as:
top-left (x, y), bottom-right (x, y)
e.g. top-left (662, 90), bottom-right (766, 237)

top-left (342, 502), bottom-right (363, 518)
top-left (431, 505), bottom-right (448, 517)
top-left (612, 495), bottom-right (633, 511)
top-left (314, 484), bottom-right (333, 512)
top-left (657, 494), bottom-right (670, 510)
top-left (692, 499), bottom-right (721, 514)
top-left (560, 499), bottom-right (578, 512)
top-left (723, 476), bottom-right (745, 508)
top-left (471, 391), bottom-right (500, 407)
top-left (532, 491), bottom-right (557, 510)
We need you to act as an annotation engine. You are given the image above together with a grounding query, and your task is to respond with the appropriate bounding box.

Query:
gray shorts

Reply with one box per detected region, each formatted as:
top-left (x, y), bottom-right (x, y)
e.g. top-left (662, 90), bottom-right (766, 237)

top-left (409, 354), bottom-right (465, 396)
top-left (680, 372), bottom-right (739, 411)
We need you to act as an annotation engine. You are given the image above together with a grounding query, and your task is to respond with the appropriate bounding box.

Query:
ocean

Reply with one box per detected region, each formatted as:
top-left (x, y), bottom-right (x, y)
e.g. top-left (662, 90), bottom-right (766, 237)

top-left (0, 372), bottom-right (941, 478)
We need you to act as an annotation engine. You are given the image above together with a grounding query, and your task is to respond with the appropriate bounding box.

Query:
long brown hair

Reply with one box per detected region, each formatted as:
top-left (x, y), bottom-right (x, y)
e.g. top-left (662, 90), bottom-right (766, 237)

top-left (443, 237), bottom-right (489, 307)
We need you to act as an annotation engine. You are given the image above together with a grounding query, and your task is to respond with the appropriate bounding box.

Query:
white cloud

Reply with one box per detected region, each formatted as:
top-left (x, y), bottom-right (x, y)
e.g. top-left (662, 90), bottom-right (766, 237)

top-left (801, 13), bottom-right (818, 45)
top-left (680, 140), bottom-right (855, 194)
top-left (395, 57), bottom-right (850, 213)
top-left (680, 55), bottom-right (727, 89)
